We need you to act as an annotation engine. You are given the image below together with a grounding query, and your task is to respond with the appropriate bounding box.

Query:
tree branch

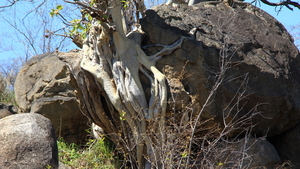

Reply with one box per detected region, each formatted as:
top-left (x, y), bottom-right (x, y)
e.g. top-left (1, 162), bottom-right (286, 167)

top-left (0, 0), bottom-right (18, 9)
top-left (64, 0), bottom-right (106, 19)
top-left (256, 0), bottom-right (300, 11)
top-left (1, 16), bottom-right (38, 55)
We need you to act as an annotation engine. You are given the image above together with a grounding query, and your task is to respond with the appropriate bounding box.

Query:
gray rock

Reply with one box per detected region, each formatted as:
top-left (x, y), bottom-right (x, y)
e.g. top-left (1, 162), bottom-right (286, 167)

top-left (140, 2), bottom-right (300, 137)
top-left (14, 52), bottom-right (89, 144)
top-left (270, 122), bottom-right (300, 168)
top-left (192, 137), bottom-right (281, 168)
top-left (58, 162), bottom-right (71, 169)
top-left (0, 103), bottom-right (18, 114)
top-left (0, 113), bottom-right (58, 169)
top-left (220, 137), bottom-right (281, 168)
top-left (0, 109), bottom-right (12, 119)
top-left (0, 103), bottom-right (18, 119)
top-left (92, 123), bottom-right (104, 139)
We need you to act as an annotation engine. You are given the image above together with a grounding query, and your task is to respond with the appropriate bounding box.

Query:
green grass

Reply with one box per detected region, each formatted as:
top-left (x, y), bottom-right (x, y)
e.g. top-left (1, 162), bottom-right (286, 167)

top-left (57, 137), bottom-right (119, 169)
top-left (0, 89), bottom-right (16, 105)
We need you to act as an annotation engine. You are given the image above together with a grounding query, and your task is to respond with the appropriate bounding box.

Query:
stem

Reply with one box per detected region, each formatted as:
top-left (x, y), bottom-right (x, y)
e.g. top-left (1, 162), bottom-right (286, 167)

top-left (109, 0), bottom-right (126, 39)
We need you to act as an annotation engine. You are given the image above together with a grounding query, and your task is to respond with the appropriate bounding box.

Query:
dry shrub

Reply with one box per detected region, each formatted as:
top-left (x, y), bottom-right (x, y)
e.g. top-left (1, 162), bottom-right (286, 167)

top-left (0, 58), bottom-right (24, 105)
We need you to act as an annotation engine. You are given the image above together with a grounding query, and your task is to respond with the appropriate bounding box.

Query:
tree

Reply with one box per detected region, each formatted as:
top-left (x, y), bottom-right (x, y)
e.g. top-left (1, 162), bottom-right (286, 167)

top-left (1, 0), bottom-right (299, 168)
top-left (0, 0), bottom-right (79, 59)
top-left (0, 0), bottom-right (80, 91)
top-left (56, 0), bottom-right (300, 168)
top-left (61, 0), bottom-right (187, 168)
top-left (252, 0), bottom-right (300, 11)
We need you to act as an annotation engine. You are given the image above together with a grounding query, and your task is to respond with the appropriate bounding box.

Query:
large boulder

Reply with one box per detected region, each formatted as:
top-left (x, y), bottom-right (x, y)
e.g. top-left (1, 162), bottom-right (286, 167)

top-left (270, 122), bottom-right (300, 168)
top-left (0, 113), bottom-right (58, 169)
top-left (140, 2), bottom-right (300, 137)
top-left (212, 137), bottom-right (281, 168)
top-left (14, 52), bottom-right (89, 144)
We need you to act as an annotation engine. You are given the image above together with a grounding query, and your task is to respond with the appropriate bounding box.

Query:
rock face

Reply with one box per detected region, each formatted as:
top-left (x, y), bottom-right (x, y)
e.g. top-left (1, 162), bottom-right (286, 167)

top-left (233, 138), bottom-right (281, 168)
top-left (14, 52), bottom-right (89, 144)
top-left (12, 2), bottom-right (300, 168)
top-left (213, 137), bottom-right (281, 168)
top-left (0, 103), bottom-right (18, 119)
top-left (0, 113), bottom-right (58, 169)
top-left (270, 122), bottom-right (300, 168)
top-left (140, 2), bottom-right (300, 137)
top-left (0, 109), bottom-right (12, 119)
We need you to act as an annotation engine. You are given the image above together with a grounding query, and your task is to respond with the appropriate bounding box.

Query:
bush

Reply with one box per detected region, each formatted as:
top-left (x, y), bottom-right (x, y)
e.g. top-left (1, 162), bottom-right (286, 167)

top-left (58, 137), bottom-right (119, 169)
top-left (0, 89), bottom-right (16, 105)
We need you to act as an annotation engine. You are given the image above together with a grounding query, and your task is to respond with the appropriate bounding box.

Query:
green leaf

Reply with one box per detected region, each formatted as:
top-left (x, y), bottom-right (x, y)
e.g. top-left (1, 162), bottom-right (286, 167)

top-left (50, 5), bottom-right (63, 17)
top-left (56, 5), bottom-right (63, 10)
top-left (181, 151), bottom-right (188, 158)
top-left (70, 19), bottom-right (81, 23)
top-left (218, 162), bottom-right (224, 166)
top-left (81, 34), bottom-right (87, 40)
top-left (77, 24), bottom-right (85, 30)
top-left (121, 0), bottom-right (129, 9)
top-left (87, 14), bottom-right (93, 21)
top-left (50, 11), bottom-right (55, 17)
top-left (69, 27), bottom-right (77, 36)
top-left (120, 110), bottom-right (126, 121)
top-left (90, 0), bottom-right (96, 6)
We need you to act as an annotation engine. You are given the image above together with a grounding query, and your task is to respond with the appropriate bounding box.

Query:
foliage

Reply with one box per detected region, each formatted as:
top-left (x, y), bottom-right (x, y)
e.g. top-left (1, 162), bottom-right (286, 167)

top-left (0, 72), bottom-right (16, 105)
top-left (0, 89), bottom-right (16, 105)
top-left (0, 0), bottom-right (79, 75)
top-left (68, 16), bottom-right (92, 39)
top-left (49, 3), bottom-right (96, 45)
top-left (57, 137), bottom-right (119, 169)
top-left (50, 5), bottom-right (64, 17)
top-left (59, 0), bottom-right (257, 168)
top-left (1, 0), bottom-right (299, 168)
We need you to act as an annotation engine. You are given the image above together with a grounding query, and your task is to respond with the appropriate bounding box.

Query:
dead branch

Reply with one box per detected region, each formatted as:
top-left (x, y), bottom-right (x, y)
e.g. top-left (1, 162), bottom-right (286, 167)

top-left (254, 0), bottom-right (300, 11)
top-left (0, 0), bottom-right (18, 9)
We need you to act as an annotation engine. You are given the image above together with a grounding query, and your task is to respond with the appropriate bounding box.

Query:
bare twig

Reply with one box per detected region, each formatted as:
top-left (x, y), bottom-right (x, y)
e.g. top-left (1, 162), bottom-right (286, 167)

top-left (0, 0), bottom-right (18, 9)
top-left (22, 0), bottom-right (46, 20)
top-left (252, 0), bottom-right (300, 10)
top-left (1, 15), bottom-right (38, 55)
top-left (64, 0), bottom-right (106, 18)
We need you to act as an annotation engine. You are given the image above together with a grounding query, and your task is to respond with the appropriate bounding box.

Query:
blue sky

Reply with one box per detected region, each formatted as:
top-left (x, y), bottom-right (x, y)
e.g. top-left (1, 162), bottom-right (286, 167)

top-left (245, 0), bottom-right (300, 29)
top-left (0, 0), bottom-right (299, 63)
top-left (0, 0), bottom-right (78, 63)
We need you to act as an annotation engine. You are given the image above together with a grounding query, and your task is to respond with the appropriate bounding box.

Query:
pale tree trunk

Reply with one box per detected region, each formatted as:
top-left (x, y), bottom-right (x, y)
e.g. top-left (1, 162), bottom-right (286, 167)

top-left (64, 0), bottom-right (186, 168)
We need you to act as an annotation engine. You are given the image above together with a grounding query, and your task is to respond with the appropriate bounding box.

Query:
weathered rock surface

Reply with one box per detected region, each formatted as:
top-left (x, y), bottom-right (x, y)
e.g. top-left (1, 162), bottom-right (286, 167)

top-left (0, 113), bottom-right (58, 169)
top-left (14, 52), bottom-right (89, 144)
top-left (270, 122), bottom-right (300, 168)
top-left (12, 2), bottom-right (300, 168)
top-left (58, 162), bottom-right (71, 169)
top-left (140, 2), bottom-right (300, 137)
top-left (0, 103), bottom-right (18, 114)
top-left (0, 109), bottom-right (12, 119)
top-left (92, 123), bottom-right (104, 139)
top-left (0, 103), bottom-right (18, 119)
top-left (220, 137), bottom-right (281, 168)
